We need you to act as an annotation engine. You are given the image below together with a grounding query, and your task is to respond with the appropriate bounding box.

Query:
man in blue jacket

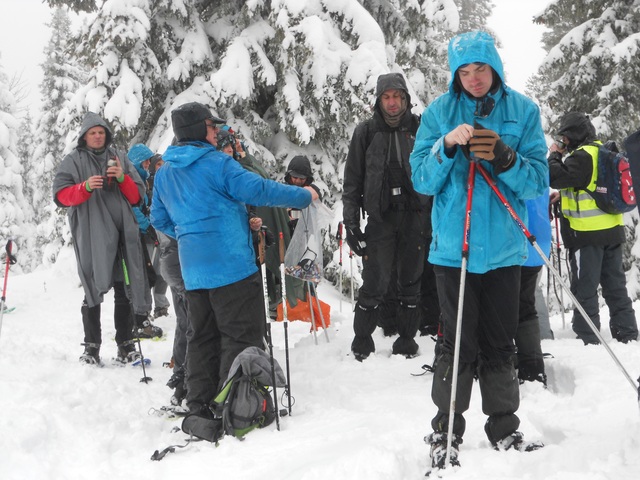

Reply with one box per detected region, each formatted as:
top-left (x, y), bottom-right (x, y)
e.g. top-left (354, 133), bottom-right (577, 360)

top-left (410, 31), bottom-right (548, 469)
top-left (151, 102), bottom-right (316, 419)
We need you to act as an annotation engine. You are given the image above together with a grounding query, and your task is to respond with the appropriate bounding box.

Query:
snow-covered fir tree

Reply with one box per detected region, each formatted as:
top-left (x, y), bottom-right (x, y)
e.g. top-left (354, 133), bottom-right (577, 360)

top-left (32, 7), bottom-right (87, 265)
top-left (0, 55), bottom-right (33, 273)
top-left (532, 0), bottom-right (640, 140)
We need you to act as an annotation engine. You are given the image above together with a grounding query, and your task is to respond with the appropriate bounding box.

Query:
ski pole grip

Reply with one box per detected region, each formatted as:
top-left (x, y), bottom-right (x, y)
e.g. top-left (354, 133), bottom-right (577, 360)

top-left (279, 231), bottom-right (285, 263)
top-left (258, 227), bottom-right (267, 265)
top-left (5, 240), bottom-right (16, 265)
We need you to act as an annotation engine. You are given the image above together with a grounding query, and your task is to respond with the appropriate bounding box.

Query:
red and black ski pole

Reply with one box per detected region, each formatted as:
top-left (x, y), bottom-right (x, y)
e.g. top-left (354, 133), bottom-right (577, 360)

top-left (475, 162), bottom-right (640, 406)
top-left (0, 240), bottom-right (17, 341)
top-left (445, 160), bottom-right (477, 469)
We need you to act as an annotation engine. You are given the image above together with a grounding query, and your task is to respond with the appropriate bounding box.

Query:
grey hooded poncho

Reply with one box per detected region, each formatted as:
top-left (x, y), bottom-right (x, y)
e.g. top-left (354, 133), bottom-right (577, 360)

top-left (52, 112), bottom-right (151, 313)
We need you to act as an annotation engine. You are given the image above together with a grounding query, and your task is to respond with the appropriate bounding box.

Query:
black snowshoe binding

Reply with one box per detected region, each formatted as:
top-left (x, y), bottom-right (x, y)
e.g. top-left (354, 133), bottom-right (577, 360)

top-left (134, 314), bottom-right (163, 339)
top-left (116, 340), bottom-right (142, 364)
top-left (426, 432), bottom-right (462, 470)
top-left (492, 431), bottom-right (544, 452)
top-left (79, 342), bottom-right (101, 365)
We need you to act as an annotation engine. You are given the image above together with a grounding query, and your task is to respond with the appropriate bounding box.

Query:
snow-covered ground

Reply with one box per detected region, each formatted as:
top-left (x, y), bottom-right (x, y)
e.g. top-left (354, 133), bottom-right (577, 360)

top-left (1, 246), bottom-right (639, 480)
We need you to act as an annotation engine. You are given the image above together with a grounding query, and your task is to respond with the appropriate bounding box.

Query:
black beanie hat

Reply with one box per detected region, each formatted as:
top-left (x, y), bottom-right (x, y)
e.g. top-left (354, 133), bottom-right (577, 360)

top-left (171, 102), bottom-right (225, 142)
top-left (285, 155), bottom-right (314, 185)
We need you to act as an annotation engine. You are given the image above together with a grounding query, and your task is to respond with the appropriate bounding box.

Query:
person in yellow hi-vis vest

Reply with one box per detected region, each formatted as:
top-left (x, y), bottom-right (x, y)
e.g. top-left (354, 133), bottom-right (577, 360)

top-left (548, 112), bottom-right (638, 345)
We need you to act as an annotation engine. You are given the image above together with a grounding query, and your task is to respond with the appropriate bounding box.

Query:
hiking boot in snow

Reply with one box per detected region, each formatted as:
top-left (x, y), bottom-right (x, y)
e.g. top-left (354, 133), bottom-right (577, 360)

top-left (134, 314), bottom-right (163, 339)
top-left (79, 343), bottom-right (101, 365)
top-left (153, 306), bottom-right (170, 319)
top-left (116, 340), bottom-right (142, 364)
top-left (353, 351), bottom-right (370, 362)
top-left (426, 432), bottom-right (462, 469)
top-left (170, 382), bottom-right (187, 406)
top-left (492, 431), bottom-right (544, 452)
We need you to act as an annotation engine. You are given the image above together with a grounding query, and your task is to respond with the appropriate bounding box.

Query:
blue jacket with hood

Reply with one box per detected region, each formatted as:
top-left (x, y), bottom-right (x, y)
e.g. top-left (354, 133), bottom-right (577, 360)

top-left (410, 31), bottom-right (548, 274)
top-left (151, 142), bottom-right (312, 290)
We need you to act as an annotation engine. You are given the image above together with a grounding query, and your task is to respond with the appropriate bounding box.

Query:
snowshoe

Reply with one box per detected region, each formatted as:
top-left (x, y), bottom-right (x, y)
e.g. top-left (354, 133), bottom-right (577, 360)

top-left (79, 342), bottom-right (101, 365)
top-left (134, 314), bottom-right (163, 339)
top-left (426, 432), bottom-right (462, 470)
top-left (116, 340), bottom-right (143, 364)
top-left (492, 431), bottom-right (544, 452)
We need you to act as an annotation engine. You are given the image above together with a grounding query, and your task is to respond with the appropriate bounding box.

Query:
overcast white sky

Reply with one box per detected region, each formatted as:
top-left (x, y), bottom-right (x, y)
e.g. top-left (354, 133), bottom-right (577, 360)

top-left (0, 0), bottom-right (549, 119)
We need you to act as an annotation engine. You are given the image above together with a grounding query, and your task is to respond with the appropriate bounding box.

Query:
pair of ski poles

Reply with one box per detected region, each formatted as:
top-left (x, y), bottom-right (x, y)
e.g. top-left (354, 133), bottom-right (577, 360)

top-left (0, 240), bottom-right (17, 343)
top-left (444, 160), bottom-right (640, 468)
top-left (257, 228), bottom-right (294, 431)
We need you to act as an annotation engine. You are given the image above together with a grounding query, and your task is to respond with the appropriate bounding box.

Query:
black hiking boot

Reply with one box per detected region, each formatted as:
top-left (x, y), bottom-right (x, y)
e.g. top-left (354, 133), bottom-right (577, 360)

top-left (79, 343), bottom-right (101, 365)
top-left (426, 432), bottom-right (462, 470)
top-left (115, 340), bottom-right (142, 364)
top-left (167, 371), bottom-right (186, 406)
top-left (153, 306), bottom-right (170, 319)
top-left (133, 314), bottom-right (163, 339)
top-left (492, 431), bottom-right (544, 452)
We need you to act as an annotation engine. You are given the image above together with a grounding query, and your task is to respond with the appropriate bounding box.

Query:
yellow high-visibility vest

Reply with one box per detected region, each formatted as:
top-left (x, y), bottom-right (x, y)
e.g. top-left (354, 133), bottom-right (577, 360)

top-left (560, 142), bottom-right (624, 231)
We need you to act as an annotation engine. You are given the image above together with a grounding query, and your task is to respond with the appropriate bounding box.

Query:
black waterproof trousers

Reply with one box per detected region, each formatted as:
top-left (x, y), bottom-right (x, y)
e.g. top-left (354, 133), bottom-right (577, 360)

top-left (515, 266), bottom-right (546, 382)
top-left (569, 244), bottom-right (638, 344)
top-left (430, 265), bottom-right (521, 444)
top-left (352, 209), bottom-right (429, 357)
top-left (81, 281), bottom-right (134, 347)
top-left (185, 272), bottom-right (265, 413)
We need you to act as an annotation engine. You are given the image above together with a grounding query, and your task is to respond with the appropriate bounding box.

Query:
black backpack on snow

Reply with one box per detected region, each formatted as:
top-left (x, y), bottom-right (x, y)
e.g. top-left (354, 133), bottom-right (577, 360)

top-left (181, 346), bottom-right (285, 442)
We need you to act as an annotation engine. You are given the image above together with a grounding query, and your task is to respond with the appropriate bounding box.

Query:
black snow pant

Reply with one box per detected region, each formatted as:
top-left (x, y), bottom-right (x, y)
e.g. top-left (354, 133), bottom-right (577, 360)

top-left (170, 286), bottom-right (191, 377)
top-left (185, 272), bottom-right (265, 414)
top-left (351, 209), bottom-right (428, 357)
top-left (569, 244), bottom-right (638, 344)
top-left (430, 265), bottom-right (521, 444)
top-left (81, 281), bottom-right (134, 348)
top-left (515, 266), bottom-right (546, 383)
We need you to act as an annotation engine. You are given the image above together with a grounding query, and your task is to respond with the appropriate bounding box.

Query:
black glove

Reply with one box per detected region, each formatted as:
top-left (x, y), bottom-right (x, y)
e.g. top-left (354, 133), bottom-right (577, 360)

top-left (469, 122), bottom-right (516, 172)
top-left (264, 228), bottom-right (275, 248)
top-left (144, 225), bottom-right (159, 245)
top-left (345, 225), bottom-right (366, 256)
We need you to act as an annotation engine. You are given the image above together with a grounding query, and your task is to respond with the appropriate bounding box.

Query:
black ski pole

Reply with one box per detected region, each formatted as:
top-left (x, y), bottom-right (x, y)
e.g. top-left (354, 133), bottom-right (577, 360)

top-left (475, 162), bottom-right (640, 403)
top-left (279, 232), bottom-right (293, 415)
top-left (0, 240), bottom-right (17, 342)
top-left (259, 227), bottom-right (281, 429)
top-left (120, 244), bottom-right (152, 383)
top-left (553, 202), bottom-right (566, 329)
top-left (444, 160), bottom-right (477, 469)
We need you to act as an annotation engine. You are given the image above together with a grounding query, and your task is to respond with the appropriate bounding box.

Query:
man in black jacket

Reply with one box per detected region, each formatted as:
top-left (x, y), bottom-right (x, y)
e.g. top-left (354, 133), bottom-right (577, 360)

top-left (342, 73), bottom-right (433, 360)
top-left (548, 112), bottom-right (638, 344)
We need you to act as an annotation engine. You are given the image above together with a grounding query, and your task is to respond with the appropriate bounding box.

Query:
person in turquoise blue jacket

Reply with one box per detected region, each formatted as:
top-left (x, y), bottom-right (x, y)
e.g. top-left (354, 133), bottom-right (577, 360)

top-left (128, 143), bottom-right (171, 328)
top-left (409, 31), bottom-right (548, 469)
top-left (151, 102), bottom-right (317, 420)
top-left (515, 189), bottom-right (551, 385)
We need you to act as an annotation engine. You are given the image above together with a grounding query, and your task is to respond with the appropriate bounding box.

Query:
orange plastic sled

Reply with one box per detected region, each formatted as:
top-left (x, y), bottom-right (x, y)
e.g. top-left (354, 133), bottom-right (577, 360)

top-left (275, 297), bottom-right (331, 330)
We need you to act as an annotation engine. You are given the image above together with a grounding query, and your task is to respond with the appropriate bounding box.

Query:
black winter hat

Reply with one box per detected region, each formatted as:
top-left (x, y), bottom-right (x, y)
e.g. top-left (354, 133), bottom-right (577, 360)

top-left (557, 112), bottom-right (597, 150)
top-left (285, 155), bottom-right (314, 185)
top-left (171, 102), bottom-right (225, 142)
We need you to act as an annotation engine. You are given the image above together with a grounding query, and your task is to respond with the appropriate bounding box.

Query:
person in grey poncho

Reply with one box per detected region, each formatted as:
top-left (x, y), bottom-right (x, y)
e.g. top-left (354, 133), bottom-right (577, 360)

top-left (53, 112), bottom-right (160, 365)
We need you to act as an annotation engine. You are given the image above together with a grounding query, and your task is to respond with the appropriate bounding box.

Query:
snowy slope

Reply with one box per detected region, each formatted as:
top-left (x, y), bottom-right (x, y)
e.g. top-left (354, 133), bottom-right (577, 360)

top-left (1, 246), bottom-right (639, 480)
